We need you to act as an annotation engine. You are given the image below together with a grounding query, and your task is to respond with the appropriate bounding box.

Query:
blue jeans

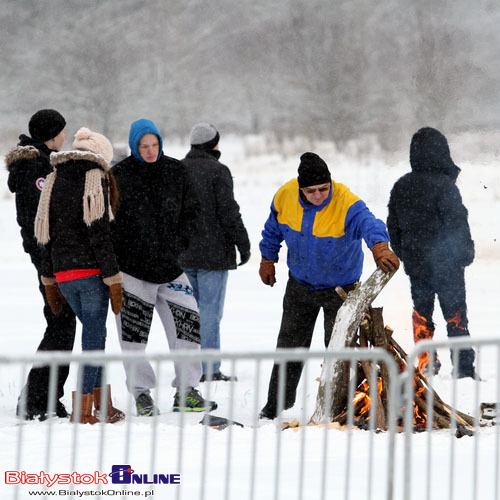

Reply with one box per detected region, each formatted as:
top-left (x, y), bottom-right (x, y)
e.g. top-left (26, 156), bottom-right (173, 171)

top-left (183, 269), bottom-right (228, 375)
top-left (58, 275), bottom-right (109, 394)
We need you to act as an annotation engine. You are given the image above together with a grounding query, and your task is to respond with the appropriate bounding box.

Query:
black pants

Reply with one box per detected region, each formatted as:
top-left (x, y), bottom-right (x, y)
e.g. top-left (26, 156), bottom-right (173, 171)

top-left (20, 273), bottom-right (77, 413)
top-left (263, 276), bottom-right (355, 415)
top-left (409, 267), bottom-right (475, 370)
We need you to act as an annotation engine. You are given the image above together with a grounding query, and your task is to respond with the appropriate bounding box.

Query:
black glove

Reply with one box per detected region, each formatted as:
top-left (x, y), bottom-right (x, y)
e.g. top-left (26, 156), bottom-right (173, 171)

top-left (238, 249), bottom-right (251, 266)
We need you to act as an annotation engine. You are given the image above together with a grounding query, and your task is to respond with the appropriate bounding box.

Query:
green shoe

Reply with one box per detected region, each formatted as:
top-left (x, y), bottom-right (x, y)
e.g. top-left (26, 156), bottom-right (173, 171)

top-left (135, 392), bottom-right (160, 417)
top-left (173, 388), bottom-right (217, 412)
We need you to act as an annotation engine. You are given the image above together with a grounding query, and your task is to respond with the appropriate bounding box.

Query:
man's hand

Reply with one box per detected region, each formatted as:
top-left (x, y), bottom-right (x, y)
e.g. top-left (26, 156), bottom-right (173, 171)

top-left (259, 259), bottom-right (276, 286)
top-left (371, 242), bottom-right (400, 273)
top-left (44, 282), bottom-right (66, 315)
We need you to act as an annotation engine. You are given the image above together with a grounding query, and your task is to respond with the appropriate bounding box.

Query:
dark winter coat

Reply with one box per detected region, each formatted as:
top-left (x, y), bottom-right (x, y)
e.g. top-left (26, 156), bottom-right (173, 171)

top-left (38, 151), bottom-right (120, 279)
top-left (111, 153), bottom-right (199, 284)
top-left (387, 127), bottom-right (474, 278)
top-left (178, 148), bottom-right (250, 270)
top-left (6, 135), bottom-right (56, 269)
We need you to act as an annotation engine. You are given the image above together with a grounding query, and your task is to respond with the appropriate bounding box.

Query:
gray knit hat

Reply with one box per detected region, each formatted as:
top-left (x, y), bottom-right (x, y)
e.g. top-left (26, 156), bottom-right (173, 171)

top-left (189, 123), bottom-right (220, 149)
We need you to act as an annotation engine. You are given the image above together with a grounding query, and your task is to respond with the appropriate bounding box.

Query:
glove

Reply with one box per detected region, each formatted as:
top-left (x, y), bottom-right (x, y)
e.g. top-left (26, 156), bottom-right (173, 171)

top-left (259, 259), bottom-right (276, 286)
top-left (238, 249), bottom-right (251, 266)
top-left (371, 242), bottom-right (400, 273)
top-left (44, 283), bottom-right (66, 315)
top-left (109, 283), bottom-right (123, 315)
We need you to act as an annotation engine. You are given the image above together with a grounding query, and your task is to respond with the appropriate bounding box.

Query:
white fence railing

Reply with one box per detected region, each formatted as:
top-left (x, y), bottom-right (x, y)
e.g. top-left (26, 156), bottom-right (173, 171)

top-left (1, 338), bottom-right (499, 500)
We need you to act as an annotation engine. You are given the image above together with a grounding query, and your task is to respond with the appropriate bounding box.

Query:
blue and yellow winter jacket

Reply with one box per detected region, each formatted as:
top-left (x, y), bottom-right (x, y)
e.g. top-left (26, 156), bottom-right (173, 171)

top-left (259, 178), bottom-right (389, 290)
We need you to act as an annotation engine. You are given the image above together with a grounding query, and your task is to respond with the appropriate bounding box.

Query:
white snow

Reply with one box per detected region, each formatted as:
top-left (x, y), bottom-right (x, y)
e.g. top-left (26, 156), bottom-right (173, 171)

top-left (1, 138), bottom-right (499, 499)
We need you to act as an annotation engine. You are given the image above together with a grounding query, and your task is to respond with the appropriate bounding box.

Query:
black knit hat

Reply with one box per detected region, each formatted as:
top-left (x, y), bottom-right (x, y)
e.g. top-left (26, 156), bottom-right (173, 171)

top-left (28, 109), bottom-right (66, 142)
top-left (297, 152), bottom-right (331, 188)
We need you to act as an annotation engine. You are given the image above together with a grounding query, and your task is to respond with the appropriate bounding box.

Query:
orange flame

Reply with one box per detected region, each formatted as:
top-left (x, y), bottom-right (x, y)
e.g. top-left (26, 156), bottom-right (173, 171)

top-left (352, 378), bottom-right (383, 418)
top-left (446, 311), bottom-right (467, 331)
top-left (412, 309), bottom-right (435, 374)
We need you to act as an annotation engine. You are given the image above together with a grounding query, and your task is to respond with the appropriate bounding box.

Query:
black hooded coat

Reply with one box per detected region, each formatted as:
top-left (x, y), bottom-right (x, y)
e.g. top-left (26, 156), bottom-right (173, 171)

top-left (387, 127), bottom-right (474, 278)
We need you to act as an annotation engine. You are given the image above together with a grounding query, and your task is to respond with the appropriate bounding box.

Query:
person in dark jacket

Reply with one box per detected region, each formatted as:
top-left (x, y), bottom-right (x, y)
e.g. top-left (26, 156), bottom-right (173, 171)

top-left (387, 127), bottom-right (477, 379)
top-left (111, 118), bottom-right (217, 415)
top-left (258, 152), bottom-right (400, 419)
top-left (5, 109), bottom-right (77, 420)
top-left (35, 127), bottom-right (124, 424)
top-left (179, 123), bottom-right (250, 382)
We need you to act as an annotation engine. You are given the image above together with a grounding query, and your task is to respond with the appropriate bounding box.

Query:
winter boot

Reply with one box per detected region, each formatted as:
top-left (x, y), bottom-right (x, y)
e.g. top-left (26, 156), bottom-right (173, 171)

top-left (135, 392), bottom-right (160, 417)
top-left (173, 388), bottom-right (217, 412)
top-left (70, 392), bottom-right (99, 424)
top-left (451, 347), bottom-right (480, 379)
top-left (93, 385), bottom-right (125, 423)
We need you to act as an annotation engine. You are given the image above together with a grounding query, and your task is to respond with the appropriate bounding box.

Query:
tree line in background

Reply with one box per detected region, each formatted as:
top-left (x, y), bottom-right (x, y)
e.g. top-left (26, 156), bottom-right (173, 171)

top-left (1, 0), bottom-right (499, 151)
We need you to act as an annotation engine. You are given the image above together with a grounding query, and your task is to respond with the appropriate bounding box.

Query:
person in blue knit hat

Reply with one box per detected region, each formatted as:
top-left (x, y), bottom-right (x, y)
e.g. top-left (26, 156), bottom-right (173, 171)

top-left (111, 118), bottom-right (217, 415)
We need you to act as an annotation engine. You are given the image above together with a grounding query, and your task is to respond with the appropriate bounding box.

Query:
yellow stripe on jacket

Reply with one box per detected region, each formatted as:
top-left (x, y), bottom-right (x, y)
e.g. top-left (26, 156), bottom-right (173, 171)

top-left (273, 178), bottom-right (360, 238)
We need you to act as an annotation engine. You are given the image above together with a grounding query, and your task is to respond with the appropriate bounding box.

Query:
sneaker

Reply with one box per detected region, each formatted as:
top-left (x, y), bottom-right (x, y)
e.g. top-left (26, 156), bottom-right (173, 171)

top-left (200, 372), bottom-right (238, 383)
top-left (135, 392), bottom-right (160, 417)
top-left (173, 388), bottom-right (217, 412)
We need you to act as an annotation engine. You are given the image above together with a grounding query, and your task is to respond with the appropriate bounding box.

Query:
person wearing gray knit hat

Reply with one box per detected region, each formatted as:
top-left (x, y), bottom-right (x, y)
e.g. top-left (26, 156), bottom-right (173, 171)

top-left (190, 123), bottom-right (220, 150)
top-left (180, 122), bottom-right (250, 382)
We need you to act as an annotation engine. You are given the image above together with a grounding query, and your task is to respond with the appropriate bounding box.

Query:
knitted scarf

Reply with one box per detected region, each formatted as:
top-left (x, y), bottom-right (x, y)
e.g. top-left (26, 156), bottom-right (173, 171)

top-left (35, 168), bottom-right (110, 245)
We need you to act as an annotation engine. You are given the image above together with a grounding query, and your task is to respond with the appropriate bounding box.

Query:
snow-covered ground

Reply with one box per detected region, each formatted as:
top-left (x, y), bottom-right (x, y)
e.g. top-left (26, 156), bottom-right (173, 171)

top-left (1, 138), bottom-right (499, 499)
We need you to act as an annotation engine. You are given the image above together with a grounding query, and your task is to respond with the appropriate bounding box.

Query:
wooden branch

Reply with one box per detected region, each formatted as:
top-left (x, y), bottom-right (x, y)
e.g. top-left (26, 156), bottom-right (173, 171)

top-left (310, 268), bottom-right (396, 424)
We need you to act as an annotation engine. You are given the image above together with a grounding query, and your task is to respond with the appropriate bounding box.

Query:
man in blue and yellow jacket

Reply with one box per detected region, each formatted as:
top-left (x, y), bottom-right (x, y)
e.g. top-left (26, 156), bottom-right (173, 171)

top-left (258, 152), bottom-right (399, 420)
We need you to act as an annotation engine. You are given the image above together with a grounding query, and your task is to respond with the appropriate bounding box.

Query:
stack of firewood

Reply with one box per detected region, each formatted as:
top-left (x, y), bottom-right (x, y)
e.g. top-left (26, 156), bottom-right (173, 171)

top-left (326, 306), bottom-right (475, 431)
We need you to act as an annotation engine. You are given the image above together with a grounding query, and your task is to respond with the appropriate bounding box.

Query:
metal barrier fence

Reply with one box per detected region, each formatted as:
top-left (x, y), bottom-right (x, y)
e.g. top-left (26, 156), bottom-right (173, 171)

top-left (1, 338), bottom-right (499, 500)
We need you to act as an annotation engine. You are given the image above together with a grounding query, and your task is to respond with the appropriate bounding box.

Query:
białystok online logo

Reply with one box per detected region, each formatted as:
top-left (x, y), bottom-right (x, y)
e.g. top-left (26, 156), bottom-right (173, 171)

top-left (109, 465), bottom-right (180, 484)
top-left (5, 465), bottom-right (180, 486)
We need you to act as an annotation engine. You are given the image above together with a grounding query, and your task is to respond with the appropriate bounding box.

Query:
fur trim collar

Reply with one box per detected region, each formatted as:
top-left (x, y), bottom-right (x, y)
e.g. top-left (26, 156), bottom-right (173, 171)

top-left (50, 150), bottom-right (110, 171)
top-left (5, 146), bottom-right (40, 170)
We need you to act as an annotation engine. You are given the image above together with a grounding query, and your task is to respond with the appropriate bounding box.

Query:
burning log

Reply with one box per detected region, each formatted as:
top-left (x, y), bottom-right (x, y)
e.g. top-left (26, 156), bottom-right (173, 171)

top-left (310, 272), bottom-right (477, 432)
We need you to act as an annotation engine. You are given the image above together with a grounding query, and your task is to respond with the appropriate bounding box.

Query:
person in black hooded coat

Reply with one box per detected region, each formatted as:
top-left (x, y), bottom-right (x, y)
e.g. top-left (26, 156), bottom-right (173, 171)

top-left (387, 127), bottom-right (477, 378)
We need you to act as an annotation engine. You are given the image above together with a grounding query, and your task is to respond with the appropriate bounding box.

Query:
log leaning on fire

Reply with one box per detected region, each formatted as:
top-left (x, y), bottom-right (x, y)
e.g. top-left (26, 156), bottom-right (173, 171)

top-left (309, 268), bottom-right (396, 424)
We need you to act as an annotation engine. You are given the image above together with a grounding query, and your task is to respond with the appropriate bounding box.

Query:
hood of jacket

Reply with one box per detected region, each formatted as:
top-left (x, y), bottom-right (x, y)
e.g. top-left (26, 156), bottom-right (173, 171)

top-left (128, 119), bottom-right (163, 162)
top-left (5, 135), bottom-right (53, 172)
top-left (409, 127), bottom-right (460, 180)
top-left (5, 135), bottom-right (56, 194)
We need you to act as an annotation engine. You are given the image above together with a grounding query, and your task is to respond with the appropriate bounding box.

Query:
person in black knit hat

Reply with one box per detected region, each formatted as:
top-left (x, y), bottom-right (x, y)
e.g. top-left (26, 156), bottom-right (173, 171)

top-left (258, 152), bottom-right (399, 419)
top-left (6, 109), bottom-right (77, 420)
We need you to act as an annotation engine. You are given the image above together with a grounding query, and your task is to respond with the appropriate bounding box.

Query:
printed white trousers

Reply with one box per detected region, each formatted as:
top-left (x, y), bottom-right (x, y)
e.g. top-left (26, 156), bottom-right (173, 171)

top-left (116, 271), bottom-right (202, 397)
